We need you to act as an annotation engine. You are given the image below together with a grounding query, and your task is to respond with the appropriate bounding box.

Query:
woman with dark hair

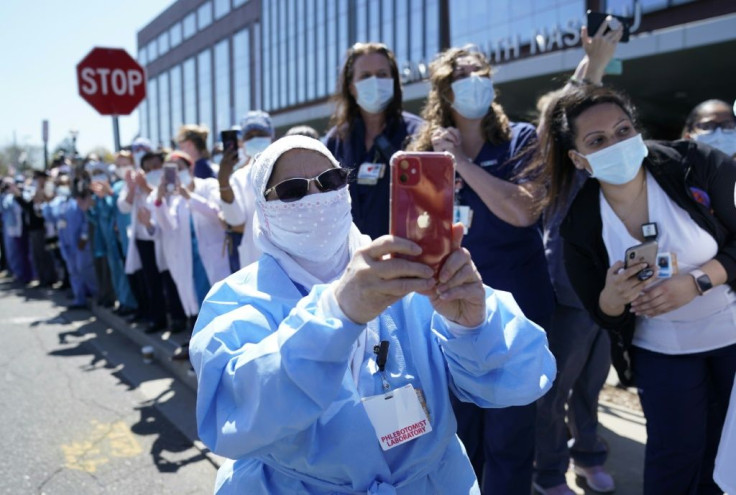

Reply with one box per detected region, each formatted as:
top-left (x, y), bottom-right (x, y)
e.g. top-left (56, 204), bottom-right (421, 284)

top-left (410, 46), bottom-right (555, 495)
top-left (681, 99), bottom-right (736, 158)
top-left (538, 84), bottom-right (736, 495)
top-left (325, 42), bottom-right (423, 240)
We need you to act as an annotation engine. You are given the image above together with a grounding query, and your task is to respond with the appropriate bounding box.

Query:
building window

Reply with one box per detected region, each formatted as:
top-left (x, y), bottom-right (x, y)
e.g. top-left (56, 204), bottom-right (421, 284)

top-left (170, 22), bottom-right (183, 48)
top-left (158, 31), bottom-right (170, 57)
top-left (138, 47), bottom-right (148, 66)
top-left (262, 2), bottom-right (271, 110)
top-left (296, 0), bottom-right (305, 103)
top-left (381, 0), bottom-right (394, 48)
top-left (356, 0), bottom-right (368, 43)
top-left (316, 0), bottom-right (326, 98)
top-left (139, 99), bottom-right (149, 141)
top-left (214, 39), bottom-right (231, 135)
top-left (170, 66), bottom-right (183, 135)
top-left (198, 1), bottom-right (213, 30)
top-left (253, 22), bottom-right (261, 109)
top-left (233, 0), bottom-right (249, 7)
top-left (278, 0), bottom-right (287, 108)
top-left (183, 12), bottom-right (196, 39)
top-left (183, 57), bottom-right (197, 124)
top-left (288, 0), bottom-right (297, 106)
top-left (159, 72), bottom-right (171, 147)
top-left (410, 0), bottom-right (424, 63)
top-left (369, 0), bottom-right (380, 43)
top-left (233, 27), bottom-right (251, 119)
top-left (197, 49), bottom-right (213, 145)
top-left (306, 0), bottom-right (316, 101)
top-left (214, 0), bottom-right (231, 20)
top-left (326, 0), bottom-right (337, 101)
top-left (147, 41), bottom-right (157, 63)
top-left (149, 76), bottom-right (159, 147)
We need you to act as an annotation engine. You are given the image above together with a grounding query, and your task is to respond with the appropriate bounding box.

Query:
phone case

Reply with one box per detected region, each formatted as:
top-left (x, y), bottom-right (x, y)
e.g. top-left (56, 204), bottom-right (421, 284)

top-left (221, 130), bottom-right (239, 153)
top-left (163, 164), bottom-right (178, 192)
top-left (624, 240), bottom-right (658, 268)
top-left (586, 11), bottom-right (631, 42)
top-left (389, 151), bottom-right (455, 275)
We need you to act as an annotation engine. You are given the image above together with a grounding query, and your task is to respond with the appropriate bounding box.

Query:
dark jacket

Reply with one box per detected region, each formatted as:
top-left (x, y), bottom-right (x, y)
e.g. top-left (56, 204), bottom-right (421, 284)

top-left (561, 140), bottom-right (736, 386)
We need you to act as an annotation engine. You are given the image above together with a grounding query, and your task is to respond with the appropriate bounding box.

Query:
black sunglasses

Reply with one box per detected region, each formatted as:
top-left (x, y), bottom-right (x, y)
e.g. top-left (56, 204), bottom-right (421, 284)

top-left (264, 167), bottom-right (350, 202)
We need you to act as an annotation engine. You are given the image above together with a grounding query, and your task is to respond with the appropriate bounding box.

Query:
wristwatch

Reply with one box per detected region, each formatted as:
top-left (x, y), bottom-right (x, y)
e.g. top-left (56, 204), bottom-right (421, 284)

top-left (689, 269), bottom-right (713, 295)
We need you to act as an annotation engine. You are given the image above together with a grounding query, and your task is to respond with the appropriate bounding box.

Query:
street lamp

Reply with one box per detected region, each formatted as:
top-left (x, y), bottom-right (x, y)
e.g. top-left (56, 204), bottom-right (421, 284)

top-left (69, 129), bottom-right (79, 157)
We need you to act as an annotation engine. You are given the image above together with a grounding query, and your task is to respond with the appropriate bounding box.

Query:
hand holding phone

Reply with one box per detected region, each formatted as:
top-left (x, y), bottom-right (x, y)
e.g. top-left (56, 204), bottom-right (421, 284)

top-left (624, 240), bottom-right (658, 281)
top-left (220, 130), bottom-right (240, 154)
top-left (587, 10), bottom-right (631, 42)
top-left (389, 151), bottom-right (455, 276)
top-left (163, 163), bottom-right (178, 194)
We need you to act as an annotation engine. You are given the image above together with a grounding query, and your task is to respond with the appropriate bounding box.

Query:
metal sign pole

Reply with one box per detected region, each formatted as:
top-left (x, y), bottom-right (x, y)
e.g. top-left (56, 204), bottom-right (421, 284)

top-left (112, 116), bottom-right (121, 152)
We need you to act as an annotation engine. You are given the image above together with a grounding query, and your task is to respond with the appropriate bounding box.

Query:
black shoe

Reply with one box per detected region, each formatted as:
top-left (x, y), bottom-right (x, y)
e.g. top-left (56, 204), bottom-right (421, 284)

top-left (171, 346), bottom-right (190, 361)
top-left (114, 306), bottom-right (136, 317)
top-left (125, 312), bottom-right (145, 324)
top-left (169, 319), bottom-right (187, 334)
top-left (66, 303), bottom-right (89, 311)
top-left (144, 321), bottom-right (167, 334)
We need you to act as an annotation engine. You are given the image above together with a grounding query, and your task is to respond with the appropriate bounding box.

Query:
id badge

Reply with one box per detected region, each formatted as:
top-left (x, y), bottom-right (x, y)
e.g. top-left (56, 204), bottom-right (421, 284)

top-left (57, 219), bottom-right (67, 230)
top-left (656, 252), bottom-right (678, 279)
top-left (357, 162), bottom-right (384, 185)
top-left (453, 205), bottom-right (473, 234)
top-left (361, 384), bottom-right (432, 451)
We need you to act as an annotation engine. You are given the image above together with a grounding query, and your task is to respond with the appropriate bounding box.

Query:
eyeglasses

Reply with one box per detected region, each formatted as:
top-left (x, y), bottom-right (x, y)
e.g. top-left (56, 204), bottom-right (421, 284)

top-left (694, 120), bottom-right (736, 133)
top-left (264, 167), bottom-right (350, 202)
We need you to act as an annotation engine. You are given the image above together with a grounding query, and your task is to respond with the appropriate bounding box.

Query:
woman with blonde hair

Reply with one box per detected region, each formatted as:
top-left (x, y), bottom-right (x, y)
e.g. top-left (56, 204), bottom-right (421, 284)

top-left (411, 46), bottom-right (555, 495)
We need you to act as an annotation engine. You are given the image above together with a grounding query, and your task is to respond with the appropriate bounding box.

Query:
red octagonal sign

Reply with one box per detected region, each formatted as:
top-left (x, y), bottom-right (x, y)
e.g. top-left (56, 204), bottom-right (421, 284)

top-left (77, 47), bottom-right (147, 116)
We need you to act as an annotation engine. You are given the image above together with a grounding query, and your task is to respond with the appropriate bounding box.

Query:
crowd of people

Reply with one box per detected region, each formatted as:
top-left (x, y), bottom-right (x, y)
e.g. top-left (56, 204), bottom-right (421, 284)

top-left (2, 15), bottom-right (735, 495)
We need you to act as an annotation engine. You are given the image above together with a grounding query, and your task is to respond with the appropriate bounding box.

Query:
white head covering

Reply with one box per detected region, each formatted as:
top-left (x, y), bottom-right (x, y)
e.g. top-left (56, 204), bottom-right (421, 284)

top-left (251, 135), bottom-right (369, 290)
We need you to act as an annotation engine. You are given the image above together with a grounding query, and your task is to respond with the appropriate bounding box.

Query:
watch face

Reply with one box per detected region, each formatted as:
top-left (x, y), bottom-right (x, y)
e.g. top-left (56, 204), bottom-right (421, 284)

top-left (696, 274), bottom-right (713, 292)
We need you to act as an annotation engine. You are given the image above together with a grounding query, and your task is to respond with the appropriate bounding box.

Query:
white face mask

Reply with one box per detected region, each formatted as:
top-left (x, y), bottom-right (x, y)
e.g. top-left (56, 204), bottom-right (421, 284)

top-left (354, 76), bottom-right (394, 114)
top-left (260, 187), bottom-right (352, 263)
top-left (451, 74), bottom-right (495, 120)
top-left (56, 185), bottom-right (71, 197)
top-left (178, 170), bottom-right (192, 187)
top-left (44, 181), bottom-right (56, 198)
top-left (580, 133), bottom-right (649, 185)
top-left (244, 136), bottom-right (272, 159)
top-left (145, 169), bottom-right (163, 188)
top-left (115, 165), bottom-right (133, 180)
top-left (133, 150), bottom-right (147, 167)
top-left (694, 128), bottom-right (736, 157)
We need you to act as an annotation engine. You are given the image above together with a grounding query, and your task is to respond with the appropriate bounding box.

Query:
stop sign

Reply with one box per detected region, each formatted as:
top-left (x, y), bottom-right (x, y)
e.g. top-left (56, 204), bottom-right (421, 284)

top-left (76, 47), bottom-right (147, 116)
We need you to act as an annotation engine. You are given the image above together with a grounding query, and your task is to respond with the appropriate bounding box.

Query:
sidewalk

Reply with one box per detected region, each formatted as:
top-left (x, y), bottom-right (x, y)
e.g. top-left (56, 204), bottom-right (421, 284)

top-left (89, 296), bottom-right (648, 493)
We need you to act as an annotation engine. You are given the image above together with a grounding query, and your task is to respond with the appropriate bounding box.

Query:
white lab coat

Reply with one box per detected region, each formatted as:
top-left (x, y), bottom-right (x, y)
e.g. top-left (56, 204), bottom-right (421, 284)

top-left (117, 183), bottom-right (166, 274)
top-left (189, 178), bottom-right (230, 285)
top-left (219, 166), bottom-right (261, 269)
top-left (152, 192), bottom-right (198, 317)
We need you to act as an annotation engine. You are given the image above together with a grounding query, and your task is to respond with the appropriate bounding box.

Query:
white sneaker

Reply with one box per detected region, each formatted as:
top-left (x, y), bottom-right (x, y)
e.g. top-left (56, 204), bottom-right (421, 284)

top-left (573, 464), bottom-right (615, 493)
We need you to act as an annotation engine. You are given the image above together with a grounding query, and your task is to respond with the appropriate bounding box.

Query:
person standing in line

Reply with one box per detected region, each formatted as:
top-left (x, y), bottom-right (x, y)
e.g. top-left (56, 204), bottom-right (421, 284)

top-left (410, 46), bottom-right (555, 495)
top-left (178, 125), bottom-right (216, 179)
top-left (325, 42), bottom-right (423, 240)
top-left (681, 99), bottom-right (736, 159)
top-left (217, 110), bottom-right (274, 271)
top-left (531, 18), bottom-right (624, 495)
top-left (1, 178), bottom-right (30, 283)
top-left (16, 171), bottom-right (57, 287)
top-left (539, 84), bottom-right (736, 495)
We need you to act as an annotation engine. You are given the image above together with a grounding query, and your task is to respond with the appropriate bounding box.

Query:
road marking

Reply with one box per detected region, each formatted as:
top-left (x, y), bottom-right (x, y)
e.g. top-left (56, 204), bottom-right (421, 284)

top-left (61, 420), bottom-right (142, 472)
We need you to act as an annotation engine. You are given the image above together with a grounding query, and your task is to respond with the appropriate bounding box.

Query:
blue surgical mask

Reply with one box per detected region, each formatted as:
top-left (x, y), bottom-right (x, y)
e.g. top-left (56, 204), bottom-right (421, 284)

top-left (451, 74), bottom-right (495, 120)
top-left (354, 76), bottom-right (394, 114)
top-left (694, 128), bottom-right (736, 157)
top-left (244, 136), bottom-right (272, 159)
top-left (56, 185), bottom-right (71, 197)
top-left (580, 133), bottom-right (649, 185)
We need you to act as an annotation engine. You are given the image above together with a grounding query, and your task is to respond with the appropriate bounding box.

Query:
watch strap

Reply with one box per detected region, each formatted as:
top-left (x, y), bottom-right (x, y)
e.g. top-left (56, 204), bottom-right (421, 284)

top-left (689, 269), bottom-right (711, 295)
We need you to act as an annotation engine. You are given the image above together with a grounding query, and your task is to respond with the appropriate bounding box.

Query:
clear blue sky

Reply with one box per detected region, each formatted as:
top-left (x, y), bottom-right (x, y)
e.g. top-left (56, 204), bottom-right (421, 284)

top-left (0, 0), bottom-right (173, 160)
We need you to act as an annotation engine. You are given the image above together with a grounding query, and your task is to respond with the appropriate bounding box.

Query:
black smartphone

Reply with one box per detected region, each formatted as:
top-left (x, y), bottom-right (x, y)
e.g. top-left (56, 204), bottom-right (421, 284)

top-left (587, 10), bottom-right (631, 43)
top-left (220, 130), bottom-right (240, 154)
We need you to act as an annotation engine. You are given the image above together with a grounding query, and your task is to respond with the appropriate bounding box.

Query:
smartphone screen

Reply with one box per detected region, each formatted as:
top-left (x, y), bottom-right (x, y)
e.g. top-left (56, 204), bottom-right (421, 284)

top-left (221, 130), bottom-right (240, 154)
top-left (389, 151), bottom-right (455, 276)
top-left (163, 163), bottom-right (178, 193)
top-left (586, 10), bottom-right (631, 42)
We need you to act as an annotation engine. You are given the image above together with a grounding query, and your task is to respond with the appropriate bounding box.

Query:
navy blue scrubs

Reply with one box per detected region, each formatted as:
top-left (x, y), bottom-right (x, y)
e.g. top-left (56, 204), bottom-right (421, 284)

top-left (325, 111), bottom-right (423, 240)
top-left (452, 122), bottom-right (555, 495)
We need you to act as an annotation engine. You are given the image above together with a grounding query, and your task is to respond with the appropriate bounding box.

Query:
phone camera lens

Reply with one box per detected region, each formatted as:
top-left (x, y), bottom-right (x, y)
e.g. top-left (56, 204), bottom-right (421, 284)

top-left (399, 173), bottom-right (408, 183)
top-left (629, 252), bottom-right (635, 259)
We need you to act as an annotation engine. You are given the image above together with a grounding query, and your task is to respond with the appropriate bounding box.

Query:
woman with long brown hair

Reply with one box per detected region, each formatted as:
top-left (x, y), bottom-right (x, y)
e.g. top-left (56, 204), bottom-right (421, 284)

top-left (411, 46), bottom-right (555, 495)
top-left (325, 42), bottom-right (423, 240)
top-left (538, 84), bottom-right (736, 494)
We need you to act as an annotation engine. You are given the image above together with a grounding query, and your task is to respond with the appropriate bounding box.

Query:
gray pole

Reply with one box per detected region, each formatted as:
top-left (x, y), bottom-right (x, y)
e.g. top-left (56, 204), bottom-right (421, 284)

top-left (112, 116), bottom-right (121, 152)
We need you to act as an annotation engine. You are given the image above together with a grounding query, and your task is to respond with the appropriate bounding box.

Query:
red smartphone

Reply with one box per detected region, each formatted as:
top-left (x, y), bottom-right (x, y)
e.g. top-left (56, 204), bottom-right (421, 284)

top-left (389, 151), bottom-right (455, 276)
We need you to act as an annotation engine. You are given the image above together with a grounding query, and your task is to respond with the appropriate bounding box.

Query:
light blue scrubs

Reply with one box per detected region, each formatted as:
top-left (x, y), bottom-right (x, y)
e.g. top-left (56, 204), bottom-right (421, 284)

top-left (190, 255), bottom-right (556, 495)
top-left (111, 181), bottom-right (132, 255)
top-left (1, 193), bottom-right (21, 277)
top-left (58, 197), bottom-right (97, 305)
top-left (90, 193), bottom-right (137, 309)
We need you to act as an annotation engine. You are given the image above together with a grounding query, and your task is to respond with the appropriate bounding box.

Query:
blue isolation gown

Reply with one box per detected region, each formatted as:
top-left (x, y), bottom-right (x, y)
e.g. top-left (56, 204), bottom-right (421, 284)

top-left (57, 197), bottom-right (97, 305)
top-left (89, 192), bottom-right (137, 310)
top-left (190, 255), bottom-right (556, 495)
